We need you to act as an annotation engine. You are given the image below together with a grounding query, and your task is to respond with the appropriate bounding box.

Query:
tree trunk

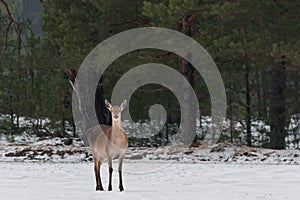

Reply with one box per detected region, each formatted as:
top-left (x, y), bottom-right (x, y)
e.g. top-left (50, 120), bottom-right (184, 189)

top-left (245, 63), bottom-right (252, 146)
top-left (262, 69), bottom-right (269, 120)
top-left (269, 56), bottom-right (286, 149)
top-left (255, 70), bottom-right (263, 119)
top-left (228, 80), bottom-right (234, 143)
top-left (61, 87), bottom-right (65, 137)
top-left (64, 68), bottom-right (105, 146)
top-left (294, 71), bottom-right (299, 114)
top-left (95, 77), bottom-right (107, 125)
top-left (180, 14), bottom-right (197, 145)
top-left (9, 78), bottom-right (14, 135)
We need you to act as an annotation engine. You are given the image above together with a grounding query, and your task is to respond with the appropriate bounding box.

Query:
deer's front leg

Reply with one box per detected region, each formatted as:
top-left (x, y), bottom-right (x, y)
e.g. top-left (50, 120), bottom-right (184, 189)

top-left (94, 160), bottom-right (103, 191)
top-left (107, 155), bottom-right (113, 191)
top-left (118, 154), bottom-right (125, 191)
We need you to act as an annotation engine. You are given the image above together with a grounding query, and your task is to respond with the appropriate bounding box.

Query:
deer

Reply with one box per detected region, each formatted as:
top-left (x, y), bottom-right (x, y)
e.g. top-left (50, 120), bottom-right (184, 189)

top-left (87, 99), bottom-right (128, 192)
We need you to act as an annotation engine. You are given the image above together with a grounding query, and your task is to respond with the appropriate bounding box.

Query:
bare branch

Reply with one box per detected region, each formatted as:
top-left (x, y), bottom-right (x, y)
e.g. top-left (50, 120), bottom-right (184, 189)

top-left (157, 52), bottom-right (178, 58)
top-left (63, 68), bottom-right (83, 113)
top-left (0, 20), bottom-right (13, 59)
top-left (112, 10), bottom-right (153, 27)
top-left (0, 0), bottom-right (15, 22)
top-left (111, 18), bottom-right (152, 27)
top-left (0, 0), bottom-right (20, 59)
top-left (192, 31), bottom-right (203, 38)
top-left (63, 67), bottom-right (77, 83)
top-left (188, 11), bottom-right (200, 23)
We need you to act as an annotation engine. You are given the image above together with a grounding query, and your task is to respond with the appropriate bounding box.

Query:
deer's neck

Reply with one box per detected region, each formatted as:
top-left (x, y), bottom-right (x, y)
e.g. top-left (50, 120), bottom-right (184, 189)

top-left (111, 119), bottom-right (123, 136)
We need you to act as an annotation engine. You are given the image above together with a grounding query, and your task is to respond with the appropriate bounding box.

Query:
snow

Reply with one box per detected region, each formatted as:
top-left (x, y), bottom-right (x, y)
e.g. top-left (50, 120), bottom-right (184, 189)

top-left (0, 114), bottom-right (299, 199)
top-left (1, 136), bottom-right (300, 200)
top-left (1, 137), bottom-right (300, 164)
top-left (0, 161), bottom-right (299, 200)
top-left (1, 114), bottom-right (299, 148)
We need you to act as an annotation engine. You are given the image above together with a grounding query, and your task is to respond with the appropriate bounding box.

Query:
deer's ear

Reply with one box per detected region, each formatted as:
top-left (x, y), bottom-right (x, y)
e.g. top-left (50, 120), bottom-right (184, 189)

top-left (120, 99), bottom-right (127, 111)
top-left (105, 99), bottom-right (112, 110)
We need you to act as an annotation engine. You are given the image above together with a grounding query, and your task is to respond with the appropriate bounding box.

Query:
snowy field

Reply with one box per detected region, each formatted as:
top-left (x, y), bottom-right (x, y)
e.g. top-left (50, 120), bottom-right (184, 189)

top-left (1, 132), bottom-right (300, 200)
top-left (0, 161), bottom-right (299, 200)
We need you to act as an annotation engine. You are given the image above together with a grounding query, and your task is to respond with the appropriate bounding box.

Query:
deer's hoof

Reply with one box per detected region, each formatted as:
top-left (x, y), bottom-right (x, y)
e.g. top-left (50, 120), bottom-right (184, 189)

top-left (108, 186), bottom-right (112, 191)
top-left (96, 186), bottom-right (104, 191)
top-left (119, 186), bottom-right (124, 192)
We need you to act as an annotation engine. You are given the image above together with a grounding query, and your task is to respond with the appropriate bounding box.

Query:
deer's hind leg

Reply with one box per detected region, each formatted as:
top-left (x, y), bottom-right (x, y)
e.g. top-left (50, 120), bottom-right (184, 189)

top-left (94, 159), bottom-right (103, 191)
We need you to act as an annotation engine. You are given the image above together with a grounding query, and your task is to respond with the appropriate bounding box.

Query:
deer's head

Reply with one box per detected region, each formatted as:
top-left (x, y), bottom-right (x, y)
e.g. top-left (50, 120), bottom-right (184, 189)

top-left (105, 99), bottom-right (127, 121)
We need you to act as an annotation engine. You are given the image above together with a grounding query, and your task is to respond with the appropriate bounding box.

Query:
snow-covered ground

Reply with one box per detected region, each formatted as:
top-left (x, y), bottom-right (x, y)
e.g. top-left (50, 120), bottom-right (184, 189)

top-left (1, 136), bottom-right (300, 164)
top-left (2, 114), bottom-right (298, 165)
top-left (1, 136), bottom-right (300, 200)
top-left (0, 161), bottom-right (299, 200)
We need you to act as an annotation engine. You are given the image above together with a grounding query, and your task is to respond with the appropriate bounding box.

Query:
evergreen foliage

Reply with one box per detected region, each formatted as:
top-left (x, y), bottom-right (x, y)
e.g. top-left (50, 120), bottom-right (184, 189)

top-left (0, 0), bottom-right (299, 149)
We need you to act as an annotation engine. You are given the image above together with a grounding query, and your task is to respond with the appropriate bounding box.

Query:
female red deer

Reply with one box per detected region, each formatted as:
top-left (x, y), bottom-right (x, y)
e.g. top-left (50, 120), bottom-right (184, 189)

top-left (87, 99), bottom-right (128, 191)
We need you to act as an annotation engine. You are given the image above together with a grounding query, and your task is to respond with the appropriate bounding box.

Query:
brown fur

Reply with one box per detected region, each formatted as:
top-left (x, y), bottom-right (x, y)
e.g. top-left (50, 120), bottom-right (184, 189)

top-left (87, 100), bottom-right (128, 191)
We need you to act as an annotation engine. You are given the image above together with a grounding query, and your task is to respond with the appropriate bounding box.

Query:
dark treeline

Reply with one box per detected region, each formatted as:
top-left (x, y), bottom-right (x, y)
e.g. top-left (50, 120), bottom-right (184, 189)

top-left (0, 0), bottom-right (299, 149)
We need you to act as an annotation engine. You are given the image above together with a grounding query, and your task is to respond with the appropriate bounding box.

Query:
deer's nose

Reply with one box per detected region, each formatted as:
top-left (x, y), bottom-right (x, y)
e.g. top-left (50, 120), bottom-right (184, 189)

top-left (113, 115), bottom-right (119, 119)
